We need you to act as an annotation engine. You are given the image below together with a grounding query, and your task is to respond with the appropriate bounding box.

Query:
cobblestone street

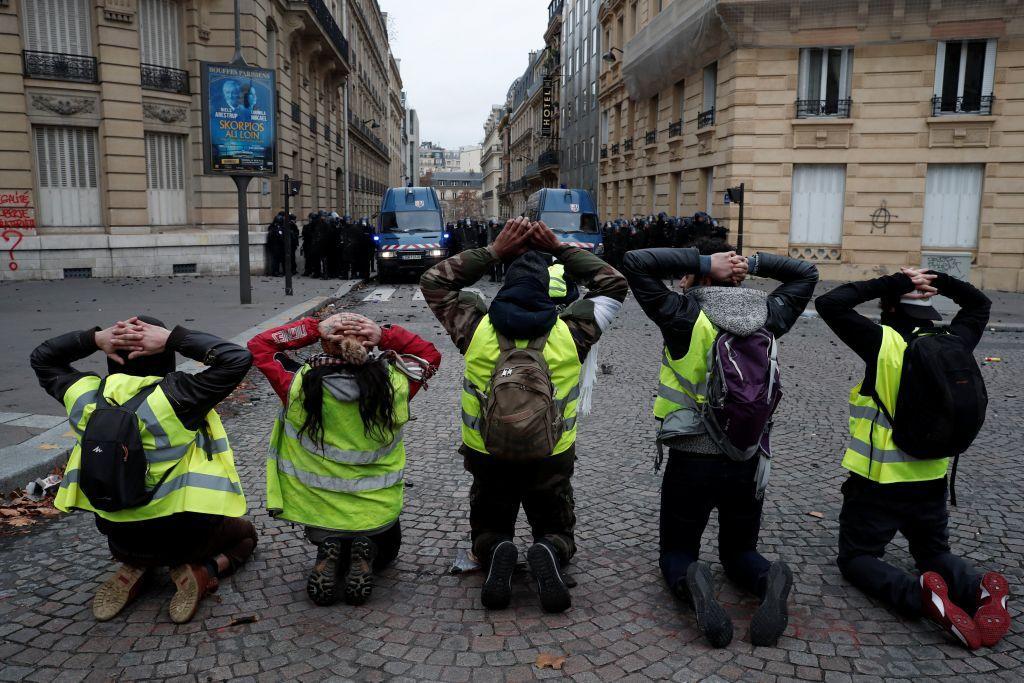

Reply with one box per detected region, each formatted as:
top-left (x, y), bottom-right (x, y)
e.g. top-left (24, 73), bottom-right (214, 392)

top-left (2, 280), bottom-right (1023, 682)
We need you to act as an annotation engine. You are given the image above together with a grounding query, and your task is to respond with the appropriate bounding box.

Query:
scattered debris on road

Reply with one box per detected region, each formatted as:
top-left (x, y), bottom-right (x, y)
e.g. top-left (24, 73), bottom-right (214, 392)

top-left (535, 653), bottom-right (567, 670)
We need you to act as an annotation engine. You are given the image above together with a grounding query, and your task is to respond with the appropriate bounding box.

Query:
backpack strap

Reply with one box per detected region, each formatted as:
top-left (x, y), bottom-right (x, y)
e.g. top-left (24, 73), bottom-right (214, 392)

top-left (95, 377), bottom-right (112, 407)
top-left (496, 332), bottom-right (516, 352)
top-left (119, 382), bottom-right (159, 413)
top-left (526, 328), bottom-right (553, 352)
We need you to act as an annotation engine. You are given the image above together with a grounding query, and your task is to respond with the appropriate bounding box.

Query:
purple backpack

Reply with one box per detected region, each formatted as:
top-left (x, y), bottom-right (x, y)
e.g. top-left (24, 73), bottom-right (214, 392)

top-left (701, 329), bottom-right (782, 461)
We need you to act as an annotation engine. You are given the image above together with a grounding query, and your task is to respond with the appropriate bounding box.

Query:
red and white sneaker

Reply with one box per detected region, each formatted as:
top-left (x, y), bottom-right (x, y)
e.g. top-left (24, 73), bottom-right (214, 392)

top-left (921, 571), bottom-right (982, 650)
top-left (974, 571), bottom-right (1011, 647)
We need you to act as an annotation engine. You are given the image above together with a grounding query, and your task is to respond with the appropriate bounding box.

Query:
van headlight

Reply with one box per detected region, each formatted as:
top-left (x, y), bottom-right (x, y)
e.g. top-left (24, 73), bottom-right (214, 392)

top-left (428, 249), bottom-right (446, 258)
top-left (379, 251), bottom-right (397, 259)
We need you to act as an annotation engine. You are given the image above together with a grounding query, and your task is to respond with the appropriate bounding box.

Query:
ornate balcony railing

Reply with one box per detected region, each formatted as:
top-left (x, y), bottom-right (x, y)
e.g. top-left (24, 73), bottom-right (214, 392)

top-left (610, 142), bottom-right (620, 155)
top-left (697, 107), bottom-right (715, 128)
top-left (623, 137), bottom-right (633, 152)
top-left (795, 98), bottom-right (851, 118)
top-left (600, 144), bottom-right (608, 159)
top-left (22, 50), bottom-right (97, 83)
top-left (347, 110), bottom-right (390, 159)
top-left (644, 130), bottom-right (657, 145)
top-left (537, 149), bottom-right (560, 169)
top-left (306, 0), bottom-right (349, 62)
top-left (141, 64), bottom-right (189, 95)
top-left (668, 119), bottom-right (682, 137)
top-left (291, 102), bottom-right (301, 123)
top-left (931, 95), bottom-right (994, 116)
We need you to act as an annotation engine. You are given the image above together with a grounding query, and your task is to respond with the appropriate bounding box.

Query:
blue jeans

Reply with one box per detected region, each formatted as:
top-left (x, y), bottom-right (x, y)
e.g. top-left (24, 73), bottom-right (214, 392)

top-left (659, 451), bottom-right (771, 599)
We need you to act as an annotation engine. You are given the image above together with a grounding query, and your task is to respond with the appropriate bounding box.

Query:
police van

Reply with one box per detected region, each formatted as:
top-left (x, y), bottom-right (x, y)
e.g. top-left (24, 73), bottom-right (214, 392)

top-left (375, 186), bottom-right (449, 280)
top-left (524, 188), bottom-right (602, 256)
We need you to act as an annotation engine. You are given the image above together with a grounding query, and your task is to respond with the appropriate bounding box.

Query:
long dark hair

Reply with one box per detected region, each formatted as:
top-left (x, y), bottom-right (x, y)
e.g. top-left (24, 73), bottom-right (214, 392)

top-left (296, 358), bottom-right (398, 451)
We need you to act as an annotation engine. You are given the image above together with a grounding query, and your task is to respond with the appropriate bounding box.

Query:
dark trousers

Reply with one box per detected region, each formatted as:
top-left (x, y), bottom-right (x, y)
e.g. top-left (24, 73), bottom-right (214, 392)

top-left (463, 450), bottom-right (576, 565)
top-left (837, 474), bottom-right (980, 617)
top-left (98, 513), bottom-right (257, 577)
top-left (308, 521), bottom-right (402, 573)
top-left (268, 249), bottom-right (285, 276)
top-left (660, 451), bottom-right (771, 598)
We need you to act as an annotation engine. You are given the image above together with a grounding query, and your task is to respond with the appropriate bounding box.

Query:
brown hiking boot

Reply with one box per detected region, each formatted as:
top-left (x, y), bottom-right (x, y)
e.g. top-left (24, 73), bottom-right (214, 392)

top-left (92, 564), bottom-right (148, 622)
top-left (169, 564), bottom-right (218, 624)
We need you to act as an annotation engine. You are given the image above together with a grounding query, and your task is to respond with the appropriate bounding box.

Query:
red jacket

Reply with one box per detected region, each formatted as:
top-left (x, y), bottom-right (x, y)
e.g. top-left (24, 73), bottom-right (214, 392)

top-left (248, 317), bottom-right (441, 403)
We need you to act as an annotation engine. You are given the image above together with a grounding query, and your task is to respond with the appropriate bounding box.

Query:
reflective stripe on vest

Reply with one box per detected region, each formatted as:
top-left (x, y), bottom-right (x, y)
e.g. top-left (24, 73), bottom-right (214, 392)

top-left (266, 364), bottom-right (409, 532)
top-left (461, 316), bottom-right (582, 456)
top-left (653, 311), bottom-right (717, 424)
top-left (55, 374), bottom-right (246, 521)
top-left (548, 264), bottom-right (568, 299)
top-left (841, 325), bottom-right (949, 483)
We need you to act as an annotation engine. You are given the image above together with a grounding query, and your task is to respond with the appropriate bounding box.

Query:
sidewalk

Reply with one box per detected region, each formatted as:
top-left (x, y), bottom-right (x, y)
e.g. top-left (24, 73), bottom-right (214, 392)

top-left (0, 275), bottom-right (360, 493)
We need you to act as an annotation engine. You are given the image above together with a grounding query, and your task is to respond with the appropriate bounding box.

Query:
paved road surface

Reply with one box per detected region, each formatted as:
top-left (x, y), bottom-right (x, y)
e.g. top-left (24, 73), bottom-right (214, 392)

top-left (2, 279), bottom-right (1022, 681)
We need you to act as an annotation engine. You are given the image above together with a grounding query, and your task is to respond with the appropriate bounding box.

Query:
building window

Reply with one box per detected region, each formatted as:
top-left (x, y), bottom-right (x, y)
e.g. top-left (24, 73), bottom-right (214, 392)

top-left (933, 40), bottom-right (996, 115)
top-left (21, 0), bottom-right (96, 82)
top-left (139, 0), bottom-right (188, 94)
top-left (700, 62), bottom-right (717, 127)
top-left (797, 47), bottom-right (853, 117)
top-left (790, 164), bottom-right (846, 245)
top-left (583, 36), bottom-right (589, 66)
top-left (646, 93), bottom-right (659, 143)
top-left (33, 125), bottom-right (101, 227)
top-left (701, 166), bottom-right (715, 214)
top-left (145, 132), bottom-right (187, 226)
top-left (647, 175), bottom-right (656, 213)
top-left (923, 164), bottom-right (983, 248)
top-left (590, 136), bottom-right (596, 163)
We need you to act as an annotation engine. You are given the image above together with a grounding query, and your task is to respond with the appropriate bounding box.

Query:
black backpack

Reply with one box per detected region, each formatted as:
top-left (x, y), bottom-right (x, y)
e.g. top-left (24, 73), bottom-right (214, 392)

top-left (875, 330), bottom-right (987, 504)
top-left (79, 378), bottom-right (170, 512)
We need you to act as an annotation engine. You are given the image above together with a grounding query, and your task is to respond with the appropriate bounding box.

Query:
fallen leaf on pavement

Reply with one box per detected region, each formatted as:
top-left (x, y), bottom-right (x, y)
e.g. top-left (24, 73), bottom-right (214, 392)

top-left (808, 511), bottom-right (824, 519)
top-left (37, 444), bottom-right (61, 450)
top-left (535, 653), bottom-right (566, 670)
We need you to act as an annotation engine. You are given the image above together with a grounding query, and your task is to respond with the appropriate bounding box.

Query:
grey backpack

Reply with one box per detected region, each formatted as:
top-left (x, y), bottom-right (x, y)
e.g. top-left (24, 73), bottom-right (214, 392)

top-left (481, 332), bottom-right (563, 461)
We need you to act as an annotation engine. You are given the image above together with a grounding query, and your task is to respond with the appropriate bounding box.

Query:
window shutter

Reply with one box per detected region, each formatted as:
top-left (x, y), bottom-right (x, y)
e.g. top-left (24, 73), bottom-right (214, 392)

top-left (982, 38), bottom-right (996, 96)
top-left (797, 49), bottom-right (809, 100)
top-left (790, 164), bottom-right (846, 245)
top-left (840, 48), bottom-right (853, 98)
top-left (933, 42), bottom-right (946, 96)
top-left (24, 0), bottom-right (92, 55)
top-left (140, 0), bottom-right (181, 67)
top-left (923, 164), bottom-right (983, 249)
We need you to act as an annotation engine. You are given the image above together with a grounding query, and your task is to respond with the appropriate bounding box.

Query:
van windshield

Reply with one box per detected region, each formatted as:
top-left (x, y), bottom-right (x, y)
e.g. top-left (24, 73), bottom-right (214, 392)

top-left (540, 212), bottom-right (599, 234)
top-left (381, 211), bottom-right (441, 232)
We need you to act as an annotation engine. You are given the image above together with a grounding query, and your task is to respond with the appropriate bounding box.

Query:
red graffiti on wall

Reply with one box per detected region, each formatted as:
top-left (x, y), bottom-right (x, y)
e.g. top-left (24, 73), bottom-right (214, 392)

top-left (0, 191), bottom-right (35, 232)
top-left (2, 229), bottom-right (23, 270)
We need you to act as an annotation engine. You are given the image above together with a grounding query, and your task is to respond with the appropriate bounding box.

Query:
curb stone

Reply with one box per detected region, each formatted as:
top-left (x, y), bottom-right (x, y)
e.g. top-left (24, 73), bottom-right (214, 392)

top-left (0, 281), bottom-right (359, 495)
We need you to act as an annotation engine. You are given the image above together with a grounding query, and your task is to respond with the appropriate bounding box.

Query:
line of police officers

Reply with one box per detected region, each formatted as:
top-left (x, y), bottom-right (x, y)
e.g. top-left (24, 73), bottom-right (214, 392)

top-left (266, 211), bottom-right (376, 280)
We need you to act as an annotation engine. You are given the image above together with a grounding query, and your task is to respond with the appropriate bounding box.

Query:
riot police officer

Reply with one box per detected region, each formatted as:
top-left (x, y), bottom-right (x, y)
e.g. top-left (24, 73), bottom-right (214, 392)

top-left (266, 212), bottom-right (288, 277)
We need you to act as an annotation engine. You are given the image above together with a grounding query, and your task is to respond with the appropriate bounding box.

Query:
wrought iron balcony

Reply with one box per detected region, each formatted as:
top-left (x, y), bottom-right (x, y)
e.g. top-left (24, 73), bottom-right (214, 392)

top-left (645, 130), bottom-right (657, 145)
top-left (538, 149), bottom-right (560, 169)
top-left (305, 0), bottom-right (349, 62)
top-left (610, 143), bottom-right (620, 155)
top-left (931, 95), bottom-right (994, 116)
top-left (623, 137), bottom-right (633, 152)
top-left (291, 101), bottom-right (301, 123)
top-left (697, 107), bottom-right (715, 128)
top-left (600, 144), bottom-right (608, 159)
top-left (141, 64), bottom-right (189, 95)
top-left (347, 110), bottom-right (390, 159)
top-left (310, 115), bottom-right (317, 134)
top-left (795, 98), bottom-right (851, 118)
top-left (23, 50), bottom-right (96, 83)
top-left (668, 119), bottom-right (682, 137)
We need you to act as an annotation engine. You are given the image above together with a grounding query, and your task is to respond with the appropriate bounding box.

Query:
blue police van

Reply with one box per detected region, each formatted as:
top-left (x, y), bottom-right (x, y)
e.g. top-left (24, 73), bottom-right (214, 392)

top-left (375, 186), bottom-right (448, 280)
top-left (524, 188), bottom-right (602, 256)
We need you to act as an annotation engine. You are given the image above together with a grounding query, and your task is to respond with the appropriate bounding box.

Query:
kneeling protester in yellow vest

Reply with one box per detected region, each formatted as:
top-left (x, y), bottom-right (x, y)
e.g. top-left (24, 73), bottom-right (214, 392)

top-left (249, 312), bottom-right (440, 607)
top-left (31, 316), bottom-right (257, 625)
top-left (818, 269), bottom-right (1010, 651)
top-left (420, 217), bottom-right (628, 615)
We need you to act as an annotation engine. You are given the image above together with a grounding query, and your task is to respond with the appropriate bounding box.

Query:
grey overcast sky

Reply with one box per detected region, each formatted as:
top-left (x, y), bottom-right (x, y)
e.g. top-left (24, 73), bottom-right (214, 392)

top-left (378, 0), bottom-right (548, 149)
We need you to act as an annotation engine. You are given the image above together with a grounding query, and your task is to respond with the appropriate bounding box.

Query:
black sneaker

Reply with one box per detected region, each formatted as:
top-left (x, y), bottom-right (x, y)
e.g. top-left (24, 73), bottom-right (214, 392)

top-left (685, 562), bottom-right (733, 648)
top-left (750, 561), bottom-right (793, 647)
top-left (307, 538), bottom-right (342, 606)
top-left (343, 536), bottom-right (377, 606)
top-left (481, 541), bottom-right (518, 610)
top-left (527, 541), bottom-right (571, 614)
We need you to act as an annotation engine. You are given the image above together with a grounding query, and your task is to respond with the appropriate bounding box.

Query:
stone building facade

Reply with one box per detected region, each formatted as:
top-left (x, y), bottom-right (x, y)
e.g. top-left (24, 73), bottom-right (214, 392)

top-left (499, 49), bottom-right (560, 218)
top-left (425, 171), bottom-right (483, 221)
top-left (598, 0), bottom-right (1024, 290)
top-left (0, 0), bottom-right (403, 280)
top-left (481, 105), bottom-right (504, 220)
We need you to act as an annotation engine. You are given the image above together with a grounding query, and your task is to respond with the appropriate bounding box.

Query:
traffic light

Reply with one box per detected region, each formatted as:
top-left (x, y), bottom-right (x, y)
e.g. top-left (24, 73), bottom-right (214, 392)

top-left (725, 185), bottom-right (744, 205)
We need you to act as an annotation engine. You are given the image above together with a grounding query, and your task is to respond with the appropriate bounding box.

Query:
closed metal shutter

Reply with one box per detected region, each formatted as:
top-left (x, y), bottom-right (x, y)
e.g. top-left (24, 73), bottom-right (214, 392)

top-left (139, 0), bottom-right (182, 67)
top-left (34, 125), bottom-right (101, 227)
top-left (790, 164), bottom-right (846, 245)
top-left (923, 164), bottom-right (983, 249)
top-left (22, 0), bottom-right (92, 55)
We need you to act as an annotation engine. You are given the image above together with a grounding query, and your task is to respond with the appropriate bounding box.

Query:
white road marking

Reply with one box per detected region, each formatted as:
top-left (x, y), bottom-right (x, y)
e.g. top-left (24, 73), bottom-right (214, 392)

top-left (362, 287), bottom-right (395, 302)
top-left (412, 286), bottom-right (486, 302)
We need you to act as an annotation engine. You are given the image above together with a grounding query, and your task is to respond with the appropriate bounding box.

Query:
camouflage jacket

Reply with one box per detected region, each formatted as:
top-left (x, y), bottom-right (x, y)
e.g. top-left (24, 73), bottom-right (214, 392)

top-left (420, 245), bottom-right (628, 359)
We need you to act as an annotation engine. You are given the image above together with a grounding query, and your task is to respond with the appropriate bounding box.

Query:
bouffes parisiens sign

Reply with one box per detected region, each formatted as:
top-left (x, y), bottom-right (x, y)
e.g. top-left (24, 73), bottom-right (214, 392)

top-left (541, 77), bottom-right (553, 138)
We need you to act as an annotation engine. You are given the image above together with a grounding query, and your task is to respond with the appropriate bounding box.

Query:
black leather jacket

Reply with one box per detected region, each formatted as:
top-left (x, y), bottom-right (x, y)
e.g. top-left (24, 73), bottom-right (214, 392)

top-left (621, 248), bottom-right (820, 360)
top-left (30, 327), bottom-right (252, 432)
